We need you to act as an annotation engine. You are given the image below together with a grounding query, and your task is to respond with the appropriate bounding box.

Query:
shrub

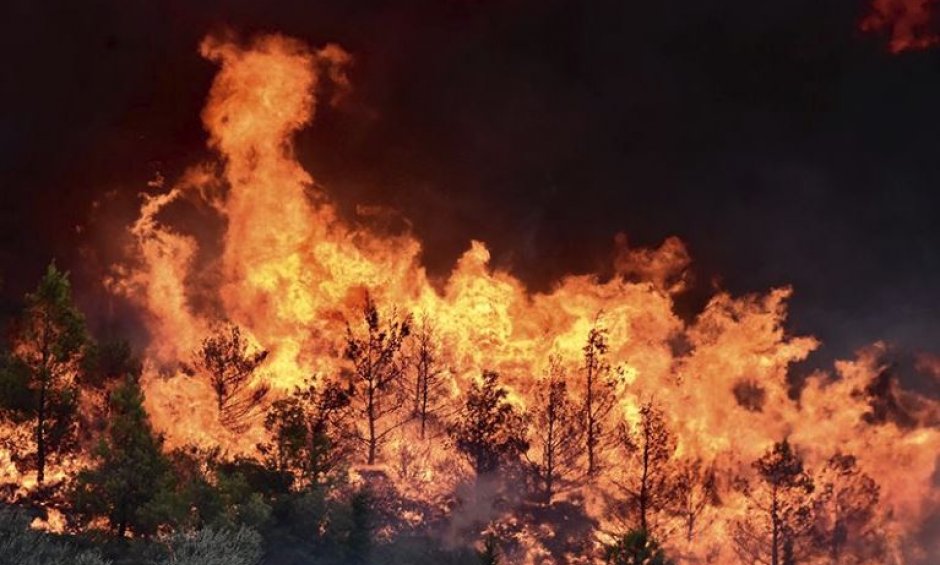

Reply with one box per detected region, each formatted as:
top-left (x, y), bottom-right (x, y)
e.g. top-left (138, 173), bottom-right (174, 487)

top-left (0, 507), bottom-right (109, 565)
top-left (164, 526), bottom-right (262, 565)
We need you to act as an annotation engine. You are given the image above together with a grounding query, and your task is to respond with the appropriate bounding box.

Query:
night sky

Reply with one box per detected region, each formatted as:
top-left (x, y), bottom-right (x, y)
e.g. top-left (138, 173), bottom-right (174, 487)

top-left (2, 0), bottom-right (939, 376)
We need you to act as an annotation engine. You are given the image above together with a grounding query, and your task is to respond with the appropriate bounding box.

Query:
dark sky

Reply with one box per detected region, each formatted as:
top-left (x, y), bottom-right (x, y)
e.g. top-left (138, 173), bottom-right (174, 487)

top-left (2, 0), bottom-right (939, 371)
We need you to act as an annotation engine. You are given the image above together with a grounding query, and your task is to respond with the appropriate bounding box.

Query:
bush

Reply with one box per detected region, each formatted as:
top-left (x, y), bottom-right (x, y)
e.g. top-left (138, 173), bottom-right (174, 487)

top-left (164, 526), bottom-right (262, 565)
top-left (0, 507), bottom-right (110, 565)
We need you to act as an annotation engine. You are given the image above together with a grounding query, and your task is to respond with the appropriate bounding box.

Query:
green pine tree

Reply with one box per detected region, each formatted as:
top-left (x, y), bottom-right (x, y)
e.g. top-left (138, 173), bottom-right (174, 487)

top-left (259, 378), bottom-right (350, 490)
top-left (449, 371), bottom-right (529, 477)
top-left (8, 262), bottom-right (88, 485)
top-left (72, 377), bottom-right (176, 537)
top-left (604, 529), bottom-right (674, 565)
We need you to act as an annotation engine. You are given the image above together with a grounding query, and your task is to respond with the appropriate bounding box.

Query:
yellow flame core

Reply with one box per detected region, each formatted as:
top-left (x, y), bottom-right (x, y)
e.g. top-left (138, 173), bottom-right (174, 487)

top-left (105, 33), bottom-right (940, 562)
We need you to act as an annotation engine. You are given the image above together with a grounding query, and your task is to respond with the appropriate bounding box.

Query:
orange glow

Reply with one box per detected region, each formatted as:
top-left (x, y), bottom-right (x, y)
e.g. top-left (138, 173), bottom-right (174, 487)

top-left (862, 0), bottom-right (939, 53)
top-left (95, 32), bottom-right (940, 562)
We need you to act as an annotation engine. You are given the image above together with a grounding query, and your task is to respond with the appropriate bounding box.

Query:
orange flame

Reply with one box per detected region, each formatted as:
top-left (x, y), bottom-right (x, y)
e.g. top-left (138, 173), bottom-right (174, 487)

top-left (107, 33), bottom-right (940, 562)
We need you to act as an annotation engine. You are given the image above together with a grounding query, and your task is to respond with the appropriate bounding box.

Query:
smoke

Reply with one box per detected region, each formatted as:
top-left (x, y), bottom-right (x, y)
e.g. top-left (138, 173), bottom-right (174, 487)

top-left (862, 0), bottom-right (940, 52)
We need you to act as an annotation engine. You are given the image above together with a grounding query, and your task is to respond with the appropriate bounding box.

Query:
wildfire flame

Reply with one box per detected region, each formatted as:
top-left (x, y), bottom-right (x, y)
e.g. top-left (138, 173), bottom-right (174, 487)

top-left (99, 33), bottom-right (939, 562)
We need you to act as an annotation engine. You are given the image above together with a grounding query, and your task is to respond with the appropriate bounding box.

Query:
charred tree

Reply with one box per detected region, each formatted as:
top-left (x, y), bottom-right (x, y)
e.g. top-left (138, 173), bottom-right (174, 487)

top-left (812, 453), bottom-right (885, 564)
top-left (528, 359), bottom-right (581, 503)
top-left (190, 323), bottom-right (270, 433)
top-left (733, 440), bottom-right (815, 565)
top-left (449, 371), bottom-right (529, 477)
top-left (407, 316), bottom-right (449, 440)
top-left (671, 458), bottom-right (719, 544)
top-left (616, 400), bottom-right (676, 535)
top-left (8, 262), bottom-right (87, 485)
top-left (344, 295), bottom-right (411, 465)
top-left (582, 322), bottom-right (619, 476)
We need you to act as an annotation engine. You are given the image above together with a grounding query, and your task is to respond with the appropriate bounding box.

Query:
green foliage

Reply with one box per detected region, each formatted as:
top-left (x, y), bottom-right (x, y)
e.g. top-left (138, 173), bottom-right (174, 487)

top-left (259, 378), bottom-right (350, 490)
top-left (0, 353), bottom-right (34, 418)
top-left (217, 456), bottom-right (294, 499)
top-left (19, 263), bottom-right (88, 365)
top-left (163, 448), bottom-right (226, 530)
top-left (477, 534), bottom-right (500, 565)
top-left (72, 377), bottom-right (176, 537)
top-left (279, 487), bottom-right (329, 538)
top-left (214, 471), bottom-right (272, 529)
top-left (449, 371), bottom-right (529, 476)
top-left (139, 447), bottom-right (276, 534)
top-left (81, 339), bottom-right (142, 389)
top-left (345, 487), bottom-right (374, 565)
top-left (164, 526), bottom-right (262, 565)
top-left (0, 506), bottom-right (110, 565)
top-left (604, 529), bottom-right (674, 565)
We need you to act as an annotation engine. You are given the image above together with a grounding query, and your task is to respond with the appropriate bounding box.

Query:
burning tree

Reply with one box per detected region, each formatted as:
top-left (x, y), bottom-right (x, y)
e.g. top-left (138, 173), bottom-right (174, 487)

top-left (733, 440), bottom-right (815, 565)
top-left (259, 378), bottom-right (351, 489)
top-left (344, 295), bottom-right (412, 465)
top-left (527, 358), bottom-right (581, 503)
top-left (190, 323), bottom-right (270, 432)
top-left (449, 371), bottom-right (529, 478)
top-left (7, 262), bottom-right (87, 485)
top-left (581, 322), bottom-right (619, 476)
top-left (407, 316), bottom-right (450, 440)
top-left (2, 26), bottom-right (937, 565)
top-left (671, 458), bottom-right (718, 544)
top-left (812, 453), bottom-right (885, 564)
top-left (614, 400), bottom-right (677, 536)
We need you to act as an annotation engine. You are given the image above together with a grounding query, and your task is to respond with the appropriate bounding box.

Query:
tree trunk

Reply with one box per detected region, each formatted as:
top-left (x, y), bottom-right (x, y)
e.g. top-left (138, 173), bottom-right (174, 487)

top-left (36, 376), bottom-right (46, 485)
top-left (771, 486), bottom-right (780, 565)
top-left (420, 376), bottom-right (429, 440)
top-left (585, 364), bottom-right (596, 476)
top-left (367, 383), bottom-right (377, 465)
top-left (639, 429), bottom-right (650, 533)
top-left (414, 368), bottom-right (421, 418)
